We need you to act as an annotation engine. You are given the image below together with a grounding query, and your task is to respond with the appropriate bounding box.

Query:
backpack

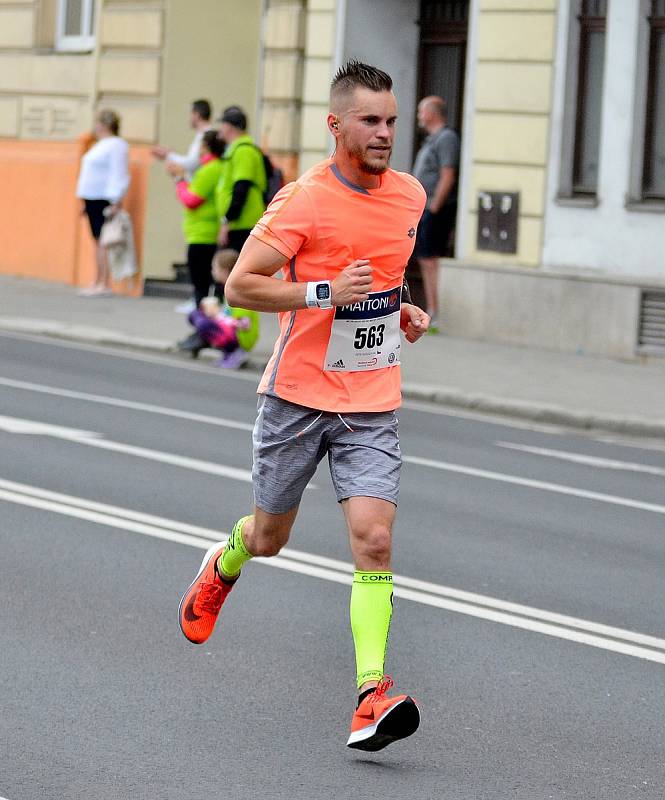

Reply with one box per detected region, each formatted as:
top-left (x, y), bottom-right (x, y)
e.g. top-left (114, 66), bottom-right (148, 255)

top-left (234, 142), bottom-right (284, 207)
top-left (261, 152), bottom-right (284, 206)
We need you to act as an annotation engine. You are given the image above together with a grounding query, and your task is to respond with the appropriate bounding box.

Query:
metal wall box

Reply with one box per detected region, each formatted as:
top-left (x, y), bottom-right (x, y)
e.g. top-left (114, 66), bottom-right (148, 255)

top-left (477, 191), bottom-right (519, 253)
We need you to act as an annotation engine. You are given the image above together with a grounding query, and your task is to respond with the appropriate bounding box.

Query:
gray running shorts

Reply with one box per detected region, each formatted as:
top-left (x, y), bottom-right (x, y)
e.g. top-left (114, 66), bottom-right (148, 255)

top-left (252, 394), bottom-right (401, 515)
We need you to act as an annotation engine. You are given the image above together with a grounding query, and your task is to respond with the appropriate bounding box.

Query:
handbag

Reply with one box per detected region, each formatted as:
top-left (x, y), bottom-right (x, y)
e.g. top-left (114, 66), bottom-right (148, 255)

top-left (99, 209), bottom-right (126, 248)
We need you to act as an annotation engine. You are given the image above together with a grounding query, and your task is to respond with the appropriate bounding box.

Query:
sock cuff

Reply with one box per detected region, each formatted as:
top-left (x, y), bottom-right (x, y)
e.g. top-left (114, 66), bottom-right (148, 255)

top-left (230, 515), bottom-right (251, 557)
top-left (352, 571), bottom-right (393, 585)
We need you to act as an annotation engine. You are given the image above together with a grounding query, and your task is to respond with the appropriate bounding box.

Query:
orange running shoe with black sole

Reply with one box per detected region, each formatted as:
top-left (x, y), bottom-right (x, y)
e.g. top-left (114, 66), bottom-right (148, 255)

top-left (178, 542), bottom-right (235, 644)
top-left (346, 677), bottom-right (420, 752)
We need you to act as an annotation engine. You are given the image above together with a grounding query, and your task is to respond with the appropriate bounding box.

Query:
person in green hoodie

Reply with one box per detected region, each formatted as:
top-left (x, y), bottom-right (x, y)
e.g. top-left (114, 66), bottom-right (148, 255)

top-left (215, 106), bottom-right (267, 264)
top-left (167, 129), bottom-right (225, 305)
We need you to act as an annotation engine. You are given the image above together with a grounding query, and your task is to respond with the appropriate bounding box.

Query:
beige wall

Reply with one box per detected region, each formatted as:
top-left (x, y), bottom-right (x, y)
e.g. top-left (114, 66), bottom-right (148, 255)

top-left (0, 0), bottom-right (96, 141)
top-left (464, 0), bottom-right (557, 266)
top-left (142, 0), bottom-right (262, 279)
top-left (0, 0), bottom-right (263, 282)
top-left (97, 1), bottom-right (165, 145)
top-left (259, 0), bottom-right (305, 161)
top-left (299, 0), bottom-right (336, 173)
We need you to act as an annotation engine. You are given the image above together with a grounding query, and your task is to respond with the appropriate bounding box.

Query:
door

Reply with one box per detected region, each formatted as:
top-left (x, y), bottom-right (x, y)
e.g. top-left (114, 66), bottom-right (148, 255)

top-left (408, 0), bottom-right (468, 292)
top-left (417, 0), bottom-right (469, 136)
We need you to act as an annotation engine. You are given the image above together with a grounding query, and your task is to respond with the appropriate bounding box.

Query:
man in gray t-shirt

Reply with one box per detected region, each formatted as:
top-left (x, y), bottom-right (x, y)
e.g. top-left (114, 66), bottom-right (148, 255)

top-left (412, 96), bottom-right (460, 331)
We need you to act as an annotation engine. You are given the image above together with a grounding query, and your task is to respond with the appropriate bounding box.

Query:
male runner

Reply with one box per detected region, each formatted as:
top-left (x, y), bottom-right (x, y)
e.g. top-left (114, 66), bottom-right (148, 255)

top-left (178, 61), bottom-right (429, 752)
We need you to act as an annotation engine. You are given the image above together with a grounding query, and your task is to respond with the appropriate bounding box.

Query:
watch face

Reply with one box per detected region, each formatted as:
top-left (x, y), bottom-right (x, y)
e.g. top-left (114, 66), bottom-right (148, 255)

top-left (316, 284), bottom-right (331, 300)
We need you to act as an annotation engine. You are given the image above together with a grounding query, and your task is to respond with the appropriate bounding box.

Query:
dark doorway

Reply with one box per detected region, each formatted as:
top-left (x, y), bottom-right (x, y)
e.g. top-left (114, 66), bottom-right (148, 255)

top-left (408, 0), bottom-right (469, 306)
top-left (417, 0), bottom-right (469, 137)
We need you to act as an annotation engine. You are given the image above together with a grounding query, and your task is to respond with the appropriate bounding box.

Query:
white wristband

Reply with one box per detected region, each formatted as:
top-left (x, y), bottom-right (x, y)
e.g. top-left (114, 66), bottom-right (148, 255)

top-left (305, 280), bottom-right (332, 309)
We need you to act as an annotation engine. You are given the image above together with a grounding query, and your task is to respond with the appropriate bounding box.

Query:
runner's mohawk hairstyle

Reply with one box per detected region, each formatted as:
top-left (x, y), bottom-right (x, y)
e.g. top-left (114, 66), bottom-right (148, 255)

top-left (330, 60), bottom-right (393, 109)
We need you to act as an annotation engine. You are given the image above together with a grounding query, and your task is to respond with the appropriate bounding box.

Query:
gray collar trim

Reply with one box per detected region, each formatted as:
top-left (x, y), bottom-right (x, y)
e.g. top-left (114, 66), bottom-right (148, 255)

top-left (329, 163), bottom-right (370, 195)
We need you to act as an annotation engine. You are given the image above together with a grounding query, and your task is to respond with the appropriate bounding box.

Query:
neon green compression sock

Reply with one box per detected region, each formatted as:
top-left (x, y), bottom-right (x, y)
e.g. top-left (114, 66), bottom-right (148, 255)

top-left (218, 516), bottom-right (253, 578)
top-left (350, 571), bottom-right (394, 689)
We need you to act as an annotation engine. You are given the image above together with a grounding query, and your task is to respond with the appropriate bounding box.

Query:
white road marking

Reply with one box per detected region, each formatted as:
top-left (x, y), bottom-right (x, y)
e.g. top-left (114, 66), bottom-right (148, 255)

top-left (402, 455), bottom-right (665, 516)
top-left (0, 415), bottom-right (100, 439)
top-left (3, 332), bottom-right (664, 456)
top-left (1, 368), bottom-right (567, 436)
top-left (0, 377), bottom-right (254, 431)
top-left (402, 398), bottom-right (569, 435)
top-left (496, 441), bottom-right (665, 477)
top-left (0, 329), bottom-right (259, 382)
top-left (73, 437), bottom-right (256, 482)
top-left (0, 407), bottom-right (658, 506)
top-left (2, 477), bottom-right (665, 666)
top-left (0, 414), bottom-right (254, 482)
top-left (7, 330), bottom-right (663, 451)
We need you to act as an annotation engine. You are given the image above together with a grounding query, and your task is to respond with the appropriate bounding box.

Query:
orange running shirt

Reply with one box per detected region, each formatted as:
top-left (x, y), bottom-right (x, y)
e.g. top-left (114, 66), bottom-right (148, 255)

top-left (252, 158), bottom-right (426, 413)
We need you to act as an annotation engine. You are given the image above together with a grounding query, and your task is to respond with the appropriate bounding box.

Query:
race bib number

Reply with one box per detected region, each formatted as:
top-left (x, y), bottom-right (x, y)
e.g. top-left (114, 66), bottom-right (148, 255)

top-left (324, 285), bottom-right (402, 372)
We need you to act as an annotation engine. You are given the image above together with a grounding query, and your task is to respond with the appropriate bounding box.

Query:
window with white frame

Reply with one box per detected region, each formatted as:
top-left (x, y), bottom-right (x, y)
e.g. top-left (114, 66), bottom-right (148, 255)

top-left (558, 0), bottom-right (608, 201)
top-left (572, 0), bottom-right (607, 196)
top-left (56, 0), bottom-right (96, 52)
top-left (642, 0), bottom-right (665, 199)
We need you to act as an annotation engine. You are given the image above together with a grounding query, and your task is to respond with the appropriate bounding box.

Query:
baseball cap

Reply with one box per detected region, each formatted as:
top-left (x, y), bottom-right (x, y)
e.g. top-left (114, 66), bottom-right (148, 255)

top-left (217, 106), bottom-right (247, 130)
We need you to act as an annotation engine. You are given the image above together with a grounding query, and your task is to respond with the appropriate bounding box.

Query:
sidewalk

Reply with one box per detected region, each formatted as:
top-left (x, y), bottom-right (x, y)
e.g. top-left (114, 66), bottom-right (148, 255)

top-left (1, 275), bottom-right (663, 437)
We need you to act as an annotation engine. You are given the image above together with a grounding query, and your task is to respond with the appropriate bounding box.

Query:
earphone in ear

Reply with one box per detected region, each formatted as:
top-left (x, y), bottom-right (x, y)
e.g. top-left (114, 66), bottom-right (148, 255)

top-left (332, 120), bottom-right (339, 129)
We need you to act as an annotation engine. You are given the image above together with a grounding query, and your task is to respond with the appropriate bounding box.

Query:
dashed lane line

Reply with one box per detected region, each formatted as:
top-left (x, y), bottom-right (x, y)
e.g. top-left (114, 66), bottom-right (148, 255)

top-left (496, 441), bottom-right (665, 477)
top-left (0, 377), bottom-right (254, 431)
top-left (402, 455), bottom-right (665, 516)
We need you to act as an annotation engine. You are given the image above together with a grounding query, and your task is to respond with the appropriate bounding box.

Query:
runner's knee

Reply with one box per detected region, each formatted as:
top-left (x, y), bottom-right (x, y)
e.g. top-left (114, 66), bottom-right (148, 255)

top-left (244, 509), bottom-right (295, 557)
top-left (351, 522), bottom-right (392, 565)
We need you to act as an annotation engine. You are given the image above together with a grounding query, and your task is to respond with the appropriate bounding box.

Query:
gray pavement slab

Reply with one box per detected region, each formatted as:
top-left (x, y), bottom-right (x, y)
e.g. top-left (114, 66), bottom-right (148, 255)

top-left (0, 274), bottom-right (663, 436)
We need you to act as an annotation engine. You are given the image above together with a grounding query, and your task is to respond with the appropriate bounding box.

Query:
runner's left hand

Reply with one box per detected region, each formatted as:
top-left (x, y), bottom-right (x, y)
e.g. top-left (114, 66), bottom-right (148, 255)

top-left (400, 303), bottom-right (429, 342)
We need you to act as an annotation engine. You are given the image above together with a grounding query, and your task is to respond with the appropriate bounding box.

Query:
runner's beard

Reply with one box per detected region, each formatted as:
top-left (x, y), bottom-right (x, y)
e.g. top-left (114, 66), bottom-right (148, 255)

top-left (361, 147), bottom-right (392, 175)
top-left (343, 137), bottom-right (392, 175)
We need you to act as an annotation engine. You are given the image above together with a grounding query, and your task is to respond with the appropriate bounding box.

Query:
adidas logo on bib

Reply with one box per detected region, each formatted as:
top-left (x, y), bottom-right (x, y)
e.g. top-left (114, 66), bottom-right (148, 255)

top-left (331, 358), bottom-right (345, 369)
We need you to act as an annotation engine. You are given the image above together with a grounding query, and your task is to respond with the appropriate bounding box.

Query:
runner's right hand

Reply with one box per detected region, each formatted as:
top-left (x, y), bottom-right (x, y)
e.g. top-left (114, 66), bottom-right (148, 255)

top-left (331, 260), bottom-right (372, 306)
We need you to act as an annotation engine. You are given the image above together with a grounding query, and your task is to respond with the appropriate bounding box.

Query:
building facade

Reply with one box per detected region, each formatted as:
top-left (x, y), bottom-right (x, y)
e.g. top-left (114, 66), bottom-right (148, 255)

top-left (1, 0), bottom-right (663, 357)
top-left (0, 0), bottom-right (263, 288)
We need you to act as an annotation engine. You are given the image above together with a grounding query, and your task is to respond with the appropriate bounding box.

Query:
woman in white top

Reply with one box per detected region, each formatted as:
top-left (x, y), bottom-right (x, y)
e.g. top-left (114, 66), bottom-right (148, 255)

top-left (76, 109), bottom-right (130, 296)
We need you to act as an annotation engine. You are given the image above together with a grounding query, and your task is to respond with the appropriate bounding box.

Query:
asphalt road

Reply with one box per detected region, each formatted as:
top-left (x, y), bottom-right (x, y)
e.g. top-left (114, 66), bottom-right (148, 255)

top-left (1, 331), bottom-right (664, 800)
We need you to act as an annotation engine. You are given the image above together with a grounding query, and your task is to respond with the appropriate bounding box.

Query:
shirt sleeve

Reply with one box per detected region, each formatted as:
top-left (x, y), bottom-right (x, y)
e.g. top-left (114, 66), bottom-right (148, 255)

top-left (175, 180), bottom-right (205, 209)
top-left (435, 131), bottom-right (460, 170)
top-left (225, 180), bottom-right (252, 220)
top-left (167, 132), bottom-right (202, 174)
top-left (105, 139), bottom-right (130, 203)
top-left (232, 144), bottom-right (263, 184)
top-left (188, 161), bottom-right (218, 201)
top-left (250, 182), bottom-right (315, 259)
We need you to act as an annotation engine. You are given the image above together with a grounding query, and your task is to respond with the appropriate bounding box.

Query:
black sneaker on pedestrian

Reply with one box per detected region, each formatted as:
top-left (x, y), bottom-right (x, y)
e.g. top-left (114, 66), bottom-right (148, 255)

top-left (177, 332), bottom-right (205, 357)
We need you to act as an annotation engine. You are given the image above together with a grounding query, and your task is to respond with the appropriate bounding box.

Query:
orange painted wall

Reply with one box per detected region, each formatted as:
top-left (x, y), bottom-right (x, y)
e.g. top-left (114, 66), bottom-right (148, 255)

top-left (0, 139), bottom-right (151, 294)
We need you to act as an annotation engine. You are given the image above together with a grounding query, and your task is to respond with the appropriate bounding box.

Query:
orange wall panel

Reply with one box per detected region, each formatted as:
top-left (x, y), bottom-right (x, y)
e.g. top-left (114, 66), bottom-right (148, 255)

top-left (0, 139), bottom-right (151, 293)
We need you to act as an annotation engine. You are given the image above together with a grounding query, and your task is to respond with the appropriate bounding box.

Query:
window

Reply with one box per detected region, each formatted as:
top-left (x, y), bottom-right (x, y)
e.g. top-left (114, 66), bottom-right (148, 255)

top-left (571, 0), bottom-right (607, 196)
top-left (56, 0), bottom-right (96, 52)
top-left (642, 0), bottom-right (665, 199)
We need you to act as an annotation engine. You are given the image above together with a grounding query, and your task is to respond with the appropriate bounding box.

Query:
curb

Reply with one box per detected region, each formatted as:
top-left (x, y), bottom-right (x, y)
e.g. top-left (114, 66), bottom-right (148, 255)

top-left (2, 320), bottom-right (664, 439)
top-left (400, 382), bottom-right (665, 438)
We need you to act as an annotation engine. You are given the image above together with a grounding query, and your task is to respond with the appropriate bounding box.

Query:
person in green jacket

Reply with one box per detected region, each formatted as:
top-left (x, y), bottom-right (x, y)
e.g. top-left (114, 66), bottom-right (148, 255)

top-left (215, 106), bottom-right (267, 261)
top-left (167, 130), bottom-right (225, 305)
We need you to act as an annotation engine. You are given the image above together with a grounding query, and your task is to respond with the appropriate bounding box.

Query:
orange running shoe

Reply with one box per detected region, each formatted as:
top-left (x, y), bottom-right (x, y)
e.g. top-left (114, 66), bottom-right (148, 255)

top-left (346, 676), bottom-right (420, 752)
top-left (178, 542), bottom-right (235, 644)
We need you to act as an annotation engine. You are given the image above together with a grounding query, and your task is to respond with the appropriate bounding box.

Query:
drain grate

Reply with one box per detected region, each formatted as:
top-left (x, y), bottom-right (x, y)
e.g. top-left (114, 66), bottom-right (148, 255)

top-left (638, 291), bottom-right (665, 350)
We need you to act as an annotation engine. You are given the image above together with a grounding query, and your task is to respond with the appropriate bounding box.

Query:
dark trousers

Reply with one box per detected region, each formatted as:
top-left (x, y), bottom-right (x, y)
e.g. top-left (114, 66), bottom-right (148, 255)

top-left (187, 243), bottom-right (218, 306)
top-left (227, 229), bottom-right (252, 253)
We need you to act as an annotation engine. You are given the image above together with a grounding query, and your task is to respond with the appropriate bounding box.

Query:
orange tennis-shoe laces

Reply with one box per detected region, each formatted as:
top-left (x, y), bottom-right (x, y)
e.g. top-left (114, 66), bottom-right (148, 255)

top-left (179, 544), bottom-right (234, 644)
